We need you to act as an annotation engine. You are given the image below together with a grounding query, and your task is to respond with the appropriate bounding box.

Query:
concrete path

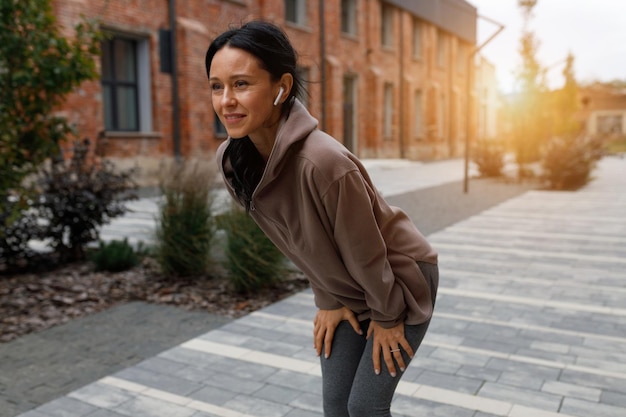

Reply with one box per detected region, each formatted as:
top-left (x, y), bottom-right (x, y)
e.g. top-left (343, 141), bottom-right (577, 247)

top-left (15, 156), bottom-right (626, 417)
top-left (96, 158), bottom-right (479, 247)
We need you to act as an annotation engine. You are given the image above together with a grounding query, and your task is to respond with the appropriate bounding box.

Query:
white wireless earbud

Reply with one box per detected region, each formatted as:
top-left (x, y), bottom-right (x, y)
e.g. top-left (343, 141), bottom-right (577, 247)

top-left (274, 86), bottom-right (285, 106)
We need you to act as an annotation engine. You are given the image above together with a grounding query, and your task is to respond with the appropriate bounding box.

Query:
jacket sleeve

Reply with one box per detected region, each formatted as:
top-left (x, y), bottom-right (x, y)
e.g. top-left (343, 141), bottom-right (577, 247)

top-left (310, 283), bottom-right (343, 311)
top-left (321, 170), bottom-right (407, 328)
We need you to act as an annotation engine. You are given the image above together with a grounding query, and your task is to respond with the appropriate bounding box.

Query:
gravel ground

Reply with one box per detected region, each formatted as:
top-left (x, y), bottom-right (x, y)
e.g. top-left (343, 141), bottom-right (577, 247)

top-left (0, 176), bottom-right (535, 417)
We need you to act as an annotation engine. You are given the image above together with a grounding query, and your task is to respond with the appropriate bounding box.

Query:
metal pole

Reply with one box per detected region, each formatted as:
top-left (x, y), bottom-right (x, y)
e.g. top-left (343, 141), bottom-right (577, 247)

top-left (463, 15), bottom-right (505, 193)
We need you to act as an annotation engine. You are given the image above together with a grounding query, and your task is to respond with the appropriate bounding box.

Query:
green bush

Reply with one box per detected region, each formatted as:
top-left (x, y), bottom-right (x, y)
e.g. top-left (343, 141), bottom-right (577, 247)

top-left (218, 206), bottom-right (286, 293)
top-left (155, 159), bottom-right (216, 277)
top-left (1, 139), bottom-right (137, 270)
top-left (36, 138), bottom-right (138, 262)
top-left (472, 139), bottom-right (505, 178)
top-left (541, 135), bottom-right (605, 190)
top-left (91, 238), bottom-right (140, 272)
top-left (0, 199), bottom-right (41, 271)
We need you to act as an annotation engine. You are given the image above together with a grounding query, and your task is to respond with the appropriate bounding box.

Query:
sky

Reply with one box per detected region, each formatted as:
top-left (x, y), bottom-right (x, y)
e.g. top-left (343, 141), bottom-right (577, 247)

top-left (467, 0), bottom-right (626, 93)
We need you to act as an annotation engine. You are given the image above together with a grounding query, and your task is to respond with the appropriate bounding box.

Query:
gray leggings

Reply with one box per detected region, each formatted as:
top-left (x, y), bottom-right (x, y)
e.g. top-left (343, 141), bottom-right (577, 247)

top-left (320, 262), bottom-right (438, 417)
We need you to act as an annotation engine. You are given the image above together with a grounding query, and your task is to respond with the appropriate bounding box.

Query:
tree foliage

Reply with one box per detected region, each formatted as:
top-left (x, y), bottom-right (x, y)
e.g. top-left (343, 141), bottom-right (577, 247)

top-left (0, 0), bottom-right (101, 233)
top-left (551, 53), bottom-right (580, 136)
top-left (509, 0), bottom-right (548, 169)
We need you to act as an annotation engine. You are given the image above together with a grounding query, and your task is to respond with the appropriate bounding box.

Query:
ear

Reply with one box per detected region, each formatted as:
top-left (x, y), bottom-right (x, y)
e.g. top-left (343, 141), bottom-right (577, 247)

top-left (275, 73), bottom-right (294, 105)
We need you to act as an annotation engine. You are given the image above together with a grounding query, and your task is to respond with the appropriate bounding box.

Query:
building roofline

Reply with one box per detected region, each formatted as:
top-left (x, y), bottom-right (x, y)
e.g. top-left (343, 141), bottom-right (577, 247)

top-left (385, 0), bottom-right (477, 44)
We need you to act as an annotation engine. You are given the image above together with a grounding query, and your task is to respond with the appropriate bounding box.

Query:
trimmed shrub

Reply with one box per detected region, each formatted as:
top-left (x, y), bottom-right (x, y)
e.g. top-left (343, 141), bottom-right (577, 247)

top-left (541, 135), bottom-right (605, 190)
top-left (91, 238), bottom-right (141, 272)
top-left (2, 139), bottom-right (137, 270)
top-left (36, 138), bottom-right (138, 262)
top-left (155, 159), bottom-right (216, 277)
top-left (218, 206), bottom-right (286, 293)
top-left (472, 139), bottom-right (506, 178)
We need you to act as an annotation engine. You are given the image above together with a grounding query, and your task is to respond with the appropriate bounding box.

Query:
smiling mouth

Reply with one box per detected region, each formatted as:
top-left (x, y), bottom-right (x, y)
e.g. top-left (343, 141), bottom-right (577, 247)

top-left (224, 114), bottom-right (245, 124)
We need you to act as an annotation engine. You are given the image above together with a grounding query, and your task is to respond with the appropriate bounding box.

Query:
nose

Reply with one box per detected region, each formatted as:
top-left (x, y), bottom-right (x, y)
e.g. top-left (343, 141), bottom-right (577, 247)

top-left (221, 87), bottom-right (236, 107)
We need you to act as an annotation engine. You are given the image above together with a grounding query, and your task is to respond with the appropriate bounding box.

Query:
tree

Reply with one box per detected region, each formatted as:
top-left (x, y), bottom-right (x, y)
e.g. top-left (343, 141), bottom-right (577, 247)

top-left (0, 0), bottom-right (101, 234)
top-left (506, 0), bottom-right (549, 176)
top-left (552, 52), bottom-right (581, 136)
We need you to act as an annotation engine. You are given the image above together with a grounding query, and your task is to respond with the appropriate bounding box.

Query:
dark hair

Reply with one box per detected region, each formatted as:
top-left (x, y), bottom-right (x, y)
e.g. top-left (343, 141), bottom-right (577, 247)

top-left (205, 20), bottom-right (304, 212)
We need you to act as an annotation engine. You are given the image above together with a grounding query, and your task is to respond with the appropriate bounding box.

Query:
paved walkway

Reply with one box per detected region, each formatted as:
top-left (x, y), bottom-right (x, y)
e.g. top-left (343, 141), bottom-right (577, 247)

top-left (16, 157), bottom-right (626, 417)
top-left (96, 158), bottom-right (479, 247)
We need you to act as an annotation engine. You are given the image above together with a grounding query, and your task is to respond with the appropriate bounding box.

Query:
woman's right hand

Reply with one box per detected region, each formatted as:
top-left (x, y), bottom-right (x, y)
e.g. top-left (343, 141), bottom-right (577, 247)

top-left (314, 306), bottom-right (362, 358)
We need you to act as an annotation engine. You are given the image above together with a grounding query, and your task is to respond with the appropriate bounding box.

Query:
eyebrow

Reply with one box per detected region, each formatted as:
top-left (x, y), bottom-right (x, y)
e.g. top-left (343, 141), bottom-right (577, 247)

top-left (208, 73), bottom-right (253, 82)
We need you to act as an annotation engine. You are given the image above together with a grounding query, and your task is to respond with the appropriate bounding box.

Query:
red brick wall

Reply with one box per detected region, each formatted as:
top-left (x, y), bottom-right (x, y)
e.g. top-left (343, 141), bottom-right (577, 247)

top-left (52, 0), bottom-right (474, 182)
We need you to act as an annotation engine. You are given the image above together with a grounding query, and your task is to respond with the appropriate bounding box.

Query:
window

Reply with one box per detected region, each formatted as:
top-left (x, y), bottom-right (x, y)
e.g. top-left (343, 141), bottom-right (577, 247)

top-left (437, 92), bottom-right (446, 139)
top-left (101, 35), bottom-right (151, 132)
top-left (285, 0), bottom-right (307, 26)
top-left (341, 0), bottom-right (358, 36)
top-left (457, 42), bottom-right (467, 73)
top-left (383, 83), bottom-right (393, 138)
top-left (343, 75), bottom-right (358, 152)
top-left (296, 66), bottom-right (310, 108)
top-left (381, 4), bottom-right (393, 47)
top-left (597, 114), bottom-right (623, 134)
top-left (414, 90), bottom-right (424, 138)
top-left (437, 30), bottom-right (446, 67)
top-left (412, 19), bottom-right (422, 58)
top-left (214, 112), bottom-right (227, 137)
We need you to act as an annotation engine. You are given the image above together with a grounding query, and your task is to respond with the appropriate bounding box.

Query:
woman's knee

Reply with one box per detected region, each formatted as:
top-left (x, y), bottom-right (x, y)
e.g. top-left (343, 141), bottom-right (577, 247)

top-left (323, 392), bottom-right (350, 417)
top-left (347, 397), bottom-right (390, 417)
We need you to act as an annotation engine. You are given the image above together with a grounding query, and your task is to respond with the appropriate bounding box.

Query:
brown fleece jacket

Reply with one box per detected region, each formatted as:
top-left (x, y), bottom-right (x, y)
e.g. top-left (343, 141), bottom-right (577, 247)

top-left (216, 99), bottom-right (438, 328)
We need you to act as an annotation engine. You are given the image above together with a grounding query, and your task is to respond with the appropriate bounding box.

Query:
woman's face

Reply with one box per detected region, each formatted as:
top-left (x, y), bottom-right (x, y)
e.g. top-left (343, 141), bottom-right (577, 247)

top-left (208, 46), bottom-right (282, 143)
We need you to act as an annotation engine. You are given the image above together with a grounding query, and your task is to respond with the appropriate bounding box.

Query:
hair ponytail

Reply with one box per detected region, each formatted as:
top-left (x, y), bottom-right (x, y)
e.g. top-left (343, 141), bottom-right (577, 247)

top-left (224, 137), bottom-right (265, 213)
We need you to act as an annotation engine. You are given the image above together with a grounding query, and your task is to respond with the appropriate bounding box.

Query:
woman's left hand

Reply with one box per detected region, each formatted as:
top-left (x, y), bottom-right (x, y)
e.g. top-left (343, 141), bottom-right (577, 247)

top-left (367, 321), bottom-right (414, 377)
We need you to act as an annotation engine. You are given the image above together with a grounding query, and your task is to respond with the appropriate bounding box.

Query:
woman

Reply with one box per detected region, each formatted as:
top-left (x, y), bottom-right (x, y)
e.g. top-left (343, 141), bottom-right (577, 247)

top-left (206, 20), bottom-right (438, 417)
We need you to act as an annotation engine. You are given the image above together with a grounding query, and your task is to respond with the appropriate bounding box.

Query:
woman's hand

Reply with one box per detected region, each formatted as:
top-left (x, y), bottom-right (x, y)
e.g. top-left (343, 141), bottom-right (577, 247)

top-left (314, 307), bottom-right (362, 358)
top-left (367, 321), bottom-right (414, 377)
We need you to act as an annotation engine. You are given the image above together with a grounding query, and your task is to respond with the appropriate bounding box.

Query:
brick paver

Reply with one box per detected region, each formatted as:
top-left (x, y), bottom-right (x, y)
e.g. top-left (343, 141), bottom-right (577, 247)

top-left (14, 156), bottom-right (626, 417)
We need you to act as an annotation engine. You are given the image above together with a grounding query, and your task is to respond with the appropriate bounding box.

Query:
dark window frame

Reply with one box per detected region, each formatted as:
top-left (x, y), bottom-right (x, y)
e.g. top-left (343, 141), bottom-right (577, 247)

top-left (101, 36), bottom-right (140, 132)
top-left (341, 0), bottom-right (358, 36)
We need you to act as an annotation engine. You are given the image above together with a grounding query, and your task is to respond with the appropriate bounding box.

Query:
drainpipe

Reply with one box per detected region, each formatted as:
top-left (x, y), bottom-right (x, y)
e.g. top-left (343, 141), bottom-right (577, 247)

top-left (319, 0), bottom-right (326, 131)
top-left (169, 0), bottom-right (182, 160)
top-left (398, 13), bottom-right (405, 158)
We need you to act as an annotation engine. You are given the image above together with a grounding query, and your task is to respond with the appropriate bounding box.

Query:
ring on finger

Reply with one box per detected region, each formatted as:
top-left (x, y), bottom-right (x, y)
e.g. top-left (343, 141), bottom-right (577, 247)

top-left (390, 348), bottom-right (400, 353)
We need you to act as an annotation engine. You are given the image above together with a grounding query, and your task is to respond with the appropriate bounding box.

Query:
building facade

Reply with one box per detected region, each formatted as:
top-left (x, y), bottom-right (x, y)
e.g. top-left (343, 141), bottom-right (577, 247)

top-left (579, 83), bottom-right (626, 138)
top-left (475, 56), bottom-right (499, 141)
top-left (54, 0), bottom-right (478, 181)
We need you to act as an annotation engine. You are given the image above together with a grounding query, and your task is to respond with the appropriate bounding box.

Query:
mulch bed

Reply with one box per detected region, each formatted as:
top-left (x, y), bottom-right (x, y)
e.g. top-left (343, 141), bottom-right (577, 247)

top-left (0, 258), bottom-right (309, 343)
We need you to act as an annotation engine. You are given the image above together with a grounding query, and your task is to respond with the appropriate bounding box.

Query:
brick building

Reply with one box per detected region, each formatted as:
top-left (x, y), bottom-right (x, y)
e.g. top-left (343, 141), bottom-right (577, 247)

top-left (579, 83), bottom-right (626, 138)
top-left (54, 0), bottom-right (478, 182)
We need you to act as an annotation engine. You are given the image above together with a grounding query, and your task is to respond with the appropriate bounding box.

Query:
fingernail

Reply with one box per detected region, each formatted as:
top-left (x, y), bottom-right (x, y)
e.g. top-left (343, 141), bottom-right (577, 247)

top-left (375, 369), bottom-right (380, 375)
top-left (400, 367), bottom-right (405, 372)
top-left (325, 353), bottom-right (329, 359)
top-left (390, 372), bottom-right (396, 377)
